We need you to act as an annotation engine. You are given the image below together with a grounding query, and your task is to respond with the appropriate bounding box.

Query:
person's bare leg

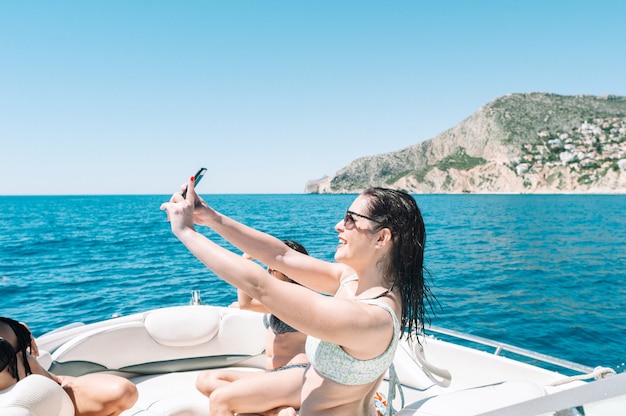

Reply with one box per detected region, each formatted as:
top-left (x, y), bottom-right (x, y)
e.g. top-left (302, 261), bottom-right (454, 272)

top-left (196, 368), bottom-right (258, 397)
top-left (208, 368), bottom-right (304, 416)
top-left (58, 374), bottom-right (138, 416)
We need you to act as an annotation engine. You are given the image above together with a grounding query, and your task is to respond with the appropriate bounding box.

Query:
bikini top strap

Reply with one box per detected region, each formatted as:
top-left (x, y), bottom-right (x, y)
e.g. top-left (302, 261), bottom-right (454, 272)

top-left (335, 274), bottom-right (359, 296)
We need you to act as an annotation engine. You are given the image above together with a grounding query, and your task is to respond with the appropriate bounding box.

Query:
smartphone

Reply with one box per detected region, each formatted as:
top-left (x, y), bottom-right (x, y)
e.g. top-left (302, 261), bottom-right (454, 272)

top-left (181, 167), bottom-right (207, 199)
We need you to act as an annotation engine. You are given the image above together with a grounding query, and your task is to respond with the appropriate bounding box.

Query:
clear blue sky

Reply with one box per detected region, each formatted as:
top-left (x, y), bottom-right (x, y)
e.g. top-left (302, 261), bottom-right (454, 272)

top-left (1, 1), bottom-right (625, 195)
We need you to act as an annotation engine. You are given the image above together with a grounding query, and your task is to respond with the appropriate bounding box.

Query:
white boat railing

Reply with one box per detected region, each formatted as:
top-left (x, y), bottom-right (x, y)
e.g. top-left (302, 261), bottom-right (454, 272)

top-left (425, 325), bottom-right (597, 375)
top-left (476, 371), bottom-right (626, 416)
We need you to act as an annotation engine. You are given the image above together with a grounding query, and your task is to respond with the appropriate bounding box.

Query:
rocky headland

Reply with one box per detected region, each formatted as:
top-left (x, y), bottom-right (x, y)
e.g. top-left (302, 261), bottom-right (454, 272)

top-left (305, 93), bottom-right (626, 194)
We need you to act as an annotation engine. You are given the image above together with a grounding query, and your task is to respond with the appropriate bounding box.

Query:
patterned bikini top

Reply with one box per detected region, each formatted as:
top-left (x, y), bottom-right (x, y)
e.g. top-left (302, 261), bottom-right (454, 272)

top-left (264, 314), bottom-right (299, 335)
top-left (305, 275), bottom-right (400, 385)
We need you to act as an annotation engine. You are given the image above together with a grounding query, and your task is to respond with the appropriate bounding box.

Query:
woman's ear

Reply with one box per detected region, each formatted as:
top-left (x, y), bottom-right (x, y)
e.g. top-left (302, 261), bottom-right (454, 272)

top-left (375, 228), bottom-right (392, 248)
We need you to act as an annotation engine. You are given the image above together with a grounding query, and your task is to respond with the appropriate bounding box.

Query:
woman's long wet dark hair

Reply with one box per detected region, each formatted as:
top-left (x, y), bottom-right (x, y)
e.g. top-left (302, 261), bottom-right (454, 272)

top-left (0, 317), bottom-right (33, 380)
top-left (361, 188), bottom-right (435, 341)
top-left (0, 338), bottom-right (18, 379)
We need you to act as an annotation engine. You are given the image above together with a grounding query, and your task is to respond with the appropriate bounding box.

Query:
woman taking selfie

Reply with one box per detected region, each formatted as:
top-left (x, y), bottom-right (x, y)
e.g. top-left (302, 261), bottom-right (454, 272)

top-left (161, 179), bottom-right (433, 416)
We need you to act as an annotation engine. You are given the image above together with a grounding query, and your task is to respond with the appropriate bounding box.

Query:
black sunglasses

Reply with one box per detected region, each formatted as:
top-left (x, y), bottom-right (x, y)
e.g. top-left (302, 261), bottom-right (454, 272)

top-left (344, 210), bottom-right (381, 225)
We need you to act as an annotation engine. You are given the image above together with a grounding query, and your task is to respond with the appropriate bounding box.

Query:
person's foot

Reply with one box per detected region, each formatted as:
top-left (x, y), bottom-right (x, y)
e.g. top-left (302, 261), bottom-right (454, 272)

top-left (255, 406), bottom-right (297, 416)
top-left (277, 408), bottom-right (297, 416)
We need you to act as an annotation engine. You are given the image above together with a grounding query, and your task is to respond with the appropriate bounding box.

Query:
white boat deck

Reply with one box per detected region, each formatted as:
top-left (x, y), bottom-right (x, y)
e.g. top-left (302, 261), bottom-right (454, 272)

top-left (2, 305), bottom-right (623, 416)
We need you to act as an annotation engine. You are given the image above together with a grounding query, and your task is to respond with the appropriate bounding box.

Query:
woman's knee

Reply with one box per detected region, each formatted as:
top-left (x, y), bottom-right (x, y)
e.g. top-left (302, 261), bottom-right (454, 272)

top-left (61, 375), bottom-right (137, 415)
top-left (99, 377), bottom-right (138, 412)
top-left (116, 379), bottom-right (138, 409)
top-left (98, 376), bottom-right (137, 407)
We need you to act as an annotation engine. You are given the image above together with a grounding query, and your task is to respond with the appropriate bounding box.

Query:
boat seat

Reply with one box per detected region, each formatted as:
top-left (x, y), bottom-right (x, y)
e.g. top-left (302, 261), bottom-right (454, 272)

top-left (121, 370), bottom-right (262, 416)
top-left (49, 306), bottom-right (267, 376)
top-left (397, 380), bottom-right (546, 416)
top-left (0, 374), bottom-right (75, 416)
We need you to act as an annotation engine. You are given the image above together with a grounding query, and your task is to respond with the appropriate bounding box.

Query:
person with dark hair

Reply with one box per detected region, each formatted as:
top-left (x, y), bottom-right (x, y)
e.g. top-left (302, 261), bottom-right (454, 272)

top-left (0, 317), bottom-right (138, 416)
top-left (195, 240), bottom-right (310, 416)
top-left (161, 180), bottom-right (434, 416)
top-left (0, 318), bottom-right (33, 382)
top-left (0, 338), bottom-right (20, 382)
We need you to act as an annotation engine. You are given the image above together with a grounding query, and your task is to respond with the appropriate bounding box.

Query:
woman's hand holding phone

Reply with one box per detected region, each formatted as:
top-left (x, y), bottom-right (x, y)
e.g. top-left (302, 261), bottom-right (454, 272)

top-left (181, 167), bottom-right (206, 198)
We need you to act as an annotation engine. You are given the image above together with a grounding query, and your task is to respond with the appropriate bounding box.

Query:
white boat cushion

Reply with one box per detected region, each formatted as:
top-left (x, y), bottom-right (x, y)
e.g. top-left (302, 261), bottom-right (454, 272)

top-left (397, 380), bottom-right (546, 416)
top-left (144, 398), bottom-right (208, 416)
top-left (0, 374), bottom-right (74, 416)
top-left (122, 371), bottom-right (211, 416)
top-left (144, 306), bottom-right (220, 347)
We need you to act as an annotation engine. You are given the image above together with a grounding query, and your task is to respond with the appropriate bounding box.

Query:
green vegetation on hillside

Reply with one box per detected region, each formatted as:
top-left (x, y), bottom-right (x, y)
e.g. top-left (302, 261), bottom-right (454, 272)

top-left (435, 147), bottom-right (487, 170)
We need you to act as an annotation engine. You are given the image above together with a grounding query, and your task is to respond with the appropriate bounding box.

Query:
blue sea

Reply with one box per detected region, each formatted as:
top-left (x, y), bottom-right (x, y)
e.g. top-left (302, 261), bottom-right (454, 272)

top-left (1, 194), bottom-right (625, 373)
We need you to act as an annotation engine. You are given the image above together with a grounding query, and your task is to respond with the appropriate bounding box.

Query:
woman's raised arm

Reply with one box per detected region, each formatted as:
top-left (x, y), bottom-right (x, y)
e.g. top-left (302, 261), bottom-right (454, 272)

top-left (171, 177), bottom-right (347, 294)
